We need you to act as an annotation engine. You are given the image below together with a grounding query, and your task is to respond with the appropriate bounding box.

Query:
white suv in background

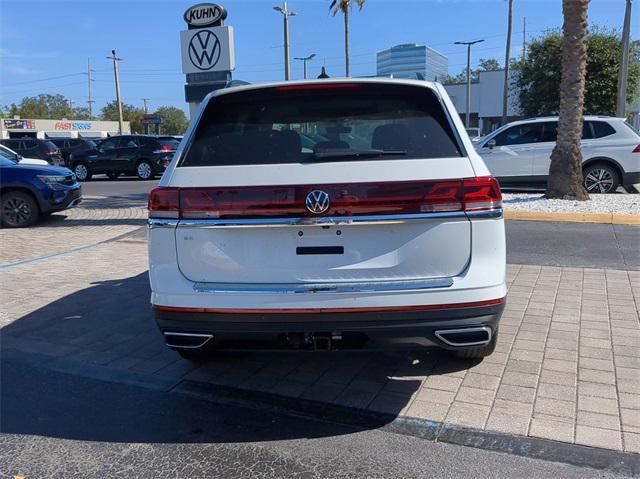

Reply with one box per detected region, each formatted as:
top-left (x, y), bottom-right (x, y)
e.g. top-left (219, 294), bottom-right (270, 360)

top-left (475, 116), bottom-right (640, 193)
top-left (147, 79), bottom-right (506, 360)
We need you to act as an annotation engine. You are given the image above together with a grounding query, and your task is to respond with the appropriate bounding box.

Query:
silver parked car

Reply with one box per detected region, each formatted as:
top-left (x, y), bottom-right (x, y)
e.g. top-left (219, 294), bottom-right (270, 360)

top-left (475, 116), bottom-right (640, 193)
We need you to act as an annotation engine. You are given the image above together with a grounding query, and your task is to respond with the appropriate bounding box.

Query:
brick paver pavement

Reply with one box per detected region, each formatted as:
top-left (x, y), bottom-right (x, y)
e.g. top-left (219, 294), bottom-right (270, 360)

top-left (1, 227), bottom-right (638, 453)
top-left (0, 195), bottom-right (146, 265)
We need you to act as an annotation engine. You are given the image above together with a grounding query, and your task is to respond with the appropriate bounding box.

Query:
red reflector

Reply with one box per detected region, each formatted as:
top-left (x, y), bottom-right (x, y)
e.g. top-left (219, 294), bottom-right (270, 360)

top-left (275, 83), bottom-right (362, 92)
top-left (153, 297), bottom-right (506, 314)
top-left (148, 187), bottom-right (180, 218)
top-left (633, 144), bottom-right (640, 153)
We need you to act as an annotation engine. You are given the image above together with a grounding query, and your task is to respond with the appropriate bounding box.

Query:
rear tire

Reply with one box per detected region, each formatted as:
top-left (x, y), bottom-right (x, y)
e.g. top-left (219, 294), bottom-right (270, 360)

top-left (136, 160), bottom-right (154, 180)
top-left (177, 348), bottom-right (212, 362)
top-left (1, 191), bottom-right (40, 228)
top-left (583, 163), bottom-right (620, 194)
top-left (73, 162), bottom-right (92, 182)
top-left (453, 331), bottom-right (498, 359)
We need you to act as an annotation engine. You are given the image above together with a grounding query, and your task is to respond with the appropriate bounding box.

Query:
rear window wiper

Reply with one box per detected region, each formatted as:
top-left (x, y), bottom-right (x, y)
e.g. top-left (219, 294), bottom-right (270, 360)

top-left (311, 148), bottom-right (407, 160)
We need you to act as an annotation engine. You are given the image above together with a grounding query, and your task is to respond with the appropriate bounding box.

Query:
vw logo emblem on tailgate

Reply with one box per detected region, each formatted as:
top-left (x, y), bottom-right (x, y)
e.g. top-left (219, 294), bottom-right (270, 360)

top-left (305, 190), bottom-right (331, 214)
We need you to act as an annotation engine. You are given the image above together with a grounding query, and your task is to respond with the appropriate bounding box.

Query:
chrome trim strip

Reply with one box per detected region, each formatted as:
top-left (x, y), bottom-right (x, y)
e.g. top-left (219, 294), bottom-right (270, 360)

top-left (466, 208), bottom-right (503, 219)
top-left (178, 211), bottom-right (468, 228)
top-left (193, 277), bottom-right (454, 294)
top-left (148, 218), bottom-right (179, 229)
top-left (164, 332), bottom-right (213, 350)
top-left (434, 326), bottom-right (492, 347)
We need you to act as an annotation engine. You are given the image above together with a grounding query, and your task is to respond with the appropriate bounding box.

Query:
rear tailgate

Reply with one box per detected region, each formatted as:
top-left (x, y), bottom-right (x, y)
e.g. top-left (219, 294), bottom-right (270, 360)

top-left (157, 81), bottom-right (482, 286)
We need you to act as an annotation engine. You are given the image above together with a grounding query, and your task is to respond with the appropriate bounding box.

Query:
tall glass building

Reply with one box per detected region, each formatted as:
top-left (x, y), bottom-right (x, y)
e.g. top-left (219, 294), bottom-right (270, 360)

top-left (376, 44), bottom-right (448, 81)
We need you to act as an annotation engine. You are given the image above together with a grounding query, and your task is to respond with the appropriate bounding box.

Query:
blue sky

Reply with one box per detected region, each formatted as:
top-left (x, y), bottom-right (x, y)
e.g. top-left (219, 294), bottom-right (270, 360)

top-left (0, 0), bottom-right (634, 115)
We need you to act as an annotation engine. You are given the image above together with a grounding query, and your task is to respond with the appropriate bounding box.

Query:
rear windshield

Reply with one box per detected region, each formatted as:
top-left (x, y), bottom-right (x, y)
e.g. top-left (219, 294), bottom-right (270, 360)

top-left (180, 83), bottom-right (463, 167)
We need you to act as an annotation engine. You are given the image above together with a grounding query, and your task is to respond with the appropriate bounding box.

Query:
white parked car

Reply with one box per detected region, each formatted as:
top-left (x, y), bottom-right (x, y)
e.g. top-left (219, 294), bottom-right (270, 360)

top-left (475, 116), bottom-right (640, 193)
top-left (148, 79), bottom-right (506, 361)
top-left (0, 143), bottom-right (49, 166)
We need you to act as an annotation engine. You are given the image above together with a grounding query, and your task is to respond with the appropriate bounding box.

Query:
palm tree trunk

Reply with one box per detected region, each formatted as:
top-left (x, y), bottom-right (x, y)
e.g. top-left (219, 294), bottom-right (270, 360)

top-left (546, 0), bottom-right (590, 200)
top-left (344, 7), bottom-right (350, 77)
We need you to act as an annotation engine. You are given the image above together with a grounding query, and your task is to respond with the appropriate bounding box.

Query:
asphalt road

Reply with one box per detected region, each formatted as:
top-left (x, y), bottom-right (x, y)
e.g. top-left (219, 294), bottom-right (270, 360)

top-left (0, 357), bottom-right (628, 479)
top-left (82, 178), bottom-right (640, 270)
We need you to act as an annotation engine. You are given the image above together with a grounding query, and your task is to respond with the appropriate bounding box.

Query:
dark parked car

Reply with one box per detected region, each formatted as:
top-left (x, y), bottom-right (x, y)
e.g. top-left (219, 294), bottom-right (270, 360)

top-left (48, 138), bottom-right (97, 165)
top-left (0, 138), bottom-right (63, 165)
top-left (68, 135), bottom-right (178, 181)
top-left (0, 157), bottom-right (81, 227)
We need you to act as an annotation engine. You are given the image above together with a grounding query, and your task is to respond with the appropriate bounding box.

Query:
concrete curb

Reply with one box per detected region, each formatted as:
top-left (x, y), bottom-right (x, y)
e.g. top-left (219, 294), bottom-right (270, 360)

top-left (175, 380), bottom-right (640, 476)
top-left (505, 210), bottom-right (640, 225)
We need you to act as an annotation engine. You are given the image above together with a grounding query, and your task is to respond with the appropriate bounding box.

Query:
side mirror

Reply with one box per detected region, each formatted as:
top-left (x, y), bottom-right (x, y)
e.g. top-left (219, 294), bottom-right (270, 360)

top-left (16, 154), bottom-right (23, 161)
top-left (487, 139), bottom-right (496, 150)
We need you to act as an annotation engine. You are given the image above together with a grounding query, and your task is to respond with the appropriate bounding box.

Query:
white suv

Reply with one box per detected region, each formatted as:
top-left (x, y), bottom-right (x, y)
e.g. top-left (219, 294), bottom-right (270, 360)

top-left (147, 79), bottom-right (506, 360)
top-left (475, 116), bottom-right (640, 193)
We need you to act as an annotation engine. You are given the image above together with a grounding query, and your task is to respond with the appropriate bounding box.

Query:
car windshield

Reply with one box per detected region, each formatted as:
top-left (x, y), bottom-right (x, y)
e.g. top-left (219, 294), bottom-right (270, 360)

top-left (180, 83), bottom-right (463, 167)
top-left (43, 140), bottom-right (58, 151)
top-left (0, 156), bottom-right (16, 166)
top-left (0, 146), bottom-right (18, 162)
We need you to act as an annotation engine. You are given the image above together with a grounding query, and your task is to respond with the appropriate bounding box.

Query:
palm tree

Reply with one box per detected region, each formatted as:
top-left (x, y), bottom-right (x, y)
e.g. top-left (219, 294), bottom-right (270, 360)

top-left (329, 0), bottom-right (365, 77)
top-left (546, 0), bottom-right (590, 200)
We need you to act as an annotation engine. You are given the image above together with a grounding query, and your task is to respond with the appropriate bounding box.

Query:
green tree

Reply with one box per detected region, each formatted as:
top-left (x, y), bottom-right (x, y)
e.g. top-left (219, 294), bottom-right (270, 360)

top-left (329, 0), bottom-right (365, 77)
top-left (546, 0), bottom-right (590, 200)
top-left (1, 94), bottom-right (73, 119)
top-left (100, 101), bottom-right (145, 134)
top-left (442, 58), bottom-right (502, 84)
top-left (515, 29), bottom-right (640, 117)
top-left (154, 106), bottom-right (189, 135)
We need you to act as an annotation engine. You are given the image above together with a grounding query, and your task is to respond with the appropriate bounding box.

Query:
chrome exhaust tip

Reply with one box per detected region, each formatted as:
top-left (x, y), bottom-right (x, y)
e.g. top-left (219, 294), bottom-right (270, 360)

top-left (434, 327), bottom-right (492, 347)
top-left (164, 332), bottom-right (213, 349)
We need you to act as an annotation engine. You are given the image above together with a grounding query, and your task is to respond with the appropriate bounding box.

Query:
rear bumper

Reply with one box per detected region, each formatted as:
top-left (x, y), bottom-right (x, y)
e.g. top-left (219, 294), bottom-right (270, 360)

top-left (622, 171), bottom-right (640, 187)
top-left (153, 299), bottom-right (505, 351)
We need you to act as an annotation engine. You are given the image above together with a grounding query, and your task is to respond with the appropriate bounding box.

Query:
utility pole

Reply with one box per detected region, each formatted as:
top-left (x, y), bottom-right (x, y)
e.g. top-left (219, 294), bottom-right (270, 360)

top-left (617, 0), bottom-right (632, 117)
top-left (273, 2), bottom-right (296, 81)
top-left (502, 0), bottom-right (514, 126)
top-left (106, 49), bottom-right (124, 134)
top-left (85, 58), bottom-right (95, 120)
top-left (522, 17), bottom-right (527, 61)
top-left (294, 54), bottom-right (316, 79)
top-left (141, 98), bottom-right (150, 114)
top-left (455, 39), bottom-right (484, 128)
top-left (68, 99), bottom-right (74, 117)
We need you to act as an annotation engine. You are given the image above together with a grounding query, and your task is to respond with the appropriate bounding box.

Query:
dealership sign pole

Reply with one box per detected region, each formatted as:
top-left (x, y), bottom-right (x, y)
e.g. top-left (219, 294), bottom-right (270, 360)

top-left (181, 3), bottom-right (235, 118)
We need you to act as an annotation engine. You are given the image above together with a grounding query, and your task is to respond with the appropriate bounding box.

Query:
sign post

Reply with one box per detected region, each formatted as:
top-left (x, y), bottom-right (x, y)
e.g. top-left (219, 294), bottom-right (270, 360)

top-left (181, 3), bottom-right (235, 118)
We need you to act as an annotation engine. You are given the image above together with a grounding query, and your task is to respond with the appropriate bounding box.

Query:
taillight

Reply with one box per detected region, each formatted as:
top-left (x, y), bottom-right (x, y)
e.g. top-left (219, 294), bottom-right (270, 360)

top-left (275, 83), bottom-right (361, 92)
top-left (149, 177), bottom-right (502, 220)
top-left (153, 145), bottom-right (175, 154)
top-left (148, 187), bottom-right (180, 218)
top-left (462, 176), bottom-right (502, 211)
top-left (633, 144), bottom-right (640, 153)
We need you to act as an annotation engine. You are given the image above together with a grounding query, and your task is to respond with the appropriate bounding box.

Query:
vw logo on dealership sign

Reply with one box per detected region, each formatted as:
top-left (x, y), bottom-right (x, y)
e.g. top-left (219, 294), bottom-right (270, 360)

top-left (188, 30), bottom-right (221, 70)
top-left (305, 190), bottom-right (331, 214)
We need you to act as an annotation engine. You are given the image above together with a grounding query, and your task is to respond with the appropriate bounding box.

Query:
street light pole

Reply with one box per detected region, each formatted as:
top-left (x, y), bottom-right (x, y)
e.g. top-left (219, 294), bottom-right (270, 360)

top-left (294, 54), bottom-right (316, 79)
top-left (86, 58), bottom-right (95, 120)
top-left (502, 0), bottom-right (513, 125)
top-left (455, 39), bottom-right (484, 128)
top-left (107, 49), bottom-right (124, 134)
top-left (616, 0), bottom-right (632, 117)
top-left (273, 2), bottom-right (296, 81)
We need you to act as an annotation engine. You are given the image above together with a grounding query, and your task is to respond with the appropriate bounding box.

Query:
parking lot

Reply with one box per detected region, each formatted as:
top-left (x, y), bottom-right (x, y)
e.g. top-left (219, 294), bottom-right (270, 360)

top-left (1, 178), bottom-right (639, 468)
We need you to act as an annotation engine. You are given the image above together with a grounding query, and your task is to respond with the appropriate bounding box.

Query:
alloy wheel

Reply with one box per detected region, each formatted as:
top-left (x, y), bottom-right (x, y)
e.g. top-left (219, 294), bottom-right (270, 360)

top-left (138, 162), bottom-right (152, 179)
top-left (75, 164), bottom-right (88, 181)
top-left (2, 196), bottom-right (33, 227)
top-left (584, 168), bottom-right (614, 193)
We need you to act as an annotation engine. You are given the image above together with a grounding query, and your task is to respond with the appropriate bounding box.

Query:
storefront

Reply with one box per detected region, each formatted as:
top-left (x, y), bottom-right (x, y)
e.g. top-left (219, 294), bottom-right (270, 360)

top-left (0, 118), bottom-right (131, 140)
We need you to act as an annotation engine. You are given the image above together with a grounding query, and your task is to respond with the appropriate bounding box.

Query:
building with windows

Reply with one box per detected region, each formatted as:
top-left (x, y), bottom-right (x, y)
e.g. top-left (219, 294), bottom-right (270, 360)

top-left (443, 69), bottom-right (522, 134)
top-left (376, 44), bottom-right (448, 81)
